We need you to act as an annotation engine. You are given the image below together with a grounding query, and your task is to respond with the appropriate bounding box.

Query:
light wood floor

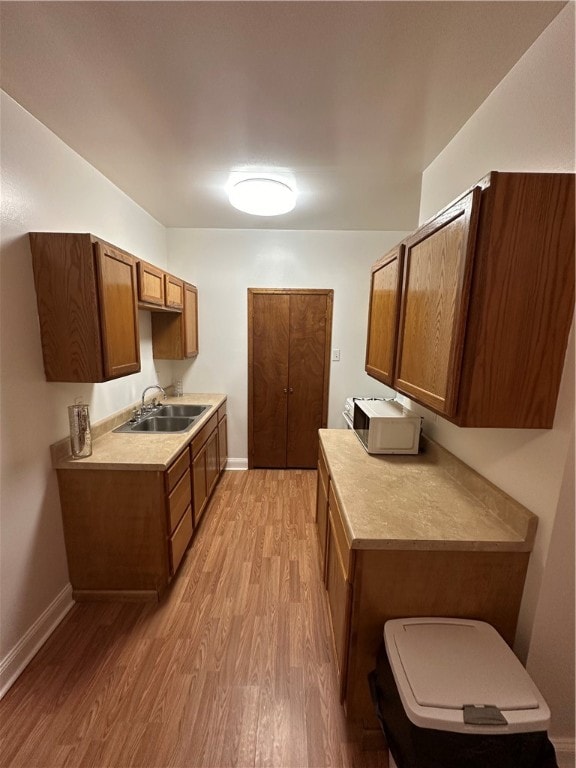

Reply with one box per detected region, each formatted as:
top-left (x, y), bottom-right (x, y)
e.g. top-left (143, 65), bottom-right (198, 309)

top-left (0, 470), bottom-right (388, 768)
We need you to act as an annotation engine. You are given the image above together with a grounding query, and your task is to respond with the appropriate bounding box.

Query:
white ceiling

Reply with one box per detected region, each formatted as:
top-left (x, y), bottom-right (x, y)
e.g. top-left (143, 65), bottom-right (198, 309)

top-left (0, 1), bottom-right (567, 230)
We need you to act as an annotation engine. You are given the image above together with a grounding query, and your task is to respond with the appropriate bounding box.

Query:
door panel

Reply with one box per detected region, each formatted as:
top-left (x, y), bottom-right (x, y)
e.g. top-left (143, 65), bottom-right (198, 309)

top-left (95, 243), bottom-right (141, 379)
top-left (287, 293), bottom-right (328, 467)
top-left (365, 246), bottom-right (403, 385)
top-left (395, 190), bottom-right (479, 416)
top-left (251, 293), bottom-right (290, 467)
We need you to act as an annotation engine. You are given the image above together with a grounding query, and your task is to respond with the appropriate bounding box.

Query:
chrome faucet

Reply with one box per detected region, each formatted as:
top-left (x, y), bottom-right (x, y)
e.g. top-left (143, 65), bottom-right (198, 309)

top-left (141, 385), bottom-right (167, 411)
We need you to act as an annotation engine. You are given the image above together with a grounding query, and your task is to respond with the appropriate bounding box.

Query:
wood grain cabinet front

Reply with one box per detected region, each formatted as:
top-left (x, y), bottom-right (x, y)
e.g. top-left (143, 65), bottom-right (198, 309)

top-left (317, 443), bottom-right (532, 735)
top-left (365, 172), bottom-right (575, 428)
top-left (365, 246), bottom-right (404, 387)
top-left (315, 444), bottom-right (330, 581)
top-left (151, 282), bottom-right (199, 360)
top-left (30, 233), bottom-right (141, 382)
top-left (325, 488), bottom-right (354, 703)
top-left (137, 260), bottom-right (166, 307)
top-left (191, 412), bottom-right (218, 525)
top-left (56, 446), bottom-right (194, 600)
top-left (217, 402), bottom-right (228, 472)
top-left (165, 274), bottom-right (184, 309)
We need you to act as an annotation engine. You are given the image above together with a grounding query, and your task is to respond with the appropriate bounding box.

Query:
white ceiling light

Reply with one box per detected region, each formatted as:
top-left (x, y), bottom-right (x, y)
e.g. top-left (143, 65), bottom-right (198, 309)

top-left (228, 178), bottom-right (296, 216)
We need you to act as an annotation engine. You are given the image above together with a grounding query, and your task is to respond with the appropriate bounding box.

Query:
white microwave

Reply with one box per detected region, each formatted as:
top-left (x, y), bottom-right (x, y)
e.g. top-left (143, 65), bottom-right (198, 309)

top-left (353, 399), bottom-right (422, 455)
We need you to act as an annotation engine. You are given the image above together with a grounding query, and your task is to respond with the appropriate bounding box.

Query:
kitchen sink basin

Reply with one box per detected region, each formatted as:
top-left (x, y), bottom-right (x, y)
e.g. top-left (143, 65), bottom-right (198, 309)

top-left (128, 416), bottom-right (195, 432)
top-left (154, 404), bottom-right (209, 418)
top-left (113, 403), bottom-right (210, 433)
top-left (114, 415), bottom-right (196, 434)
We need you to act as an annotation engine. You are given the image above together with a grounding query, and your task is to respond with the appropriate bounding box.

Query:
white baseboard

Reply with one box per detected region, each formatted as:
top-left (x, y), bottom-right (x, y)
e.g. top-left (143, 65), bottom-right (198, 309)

top-left (0, 583), bottom-right (74, 699)
top-left (224, 458), bottom-right (248, 470)
top-left (553, 738), bottom-right (575, 768)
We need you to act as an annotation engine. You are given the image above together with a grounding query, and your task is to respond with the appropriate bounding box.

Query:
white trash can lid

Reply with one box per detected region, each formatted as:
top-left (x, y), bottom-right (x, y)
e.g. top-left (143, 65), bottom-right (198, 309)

top-left (384, 618), bottom-right (550, 735)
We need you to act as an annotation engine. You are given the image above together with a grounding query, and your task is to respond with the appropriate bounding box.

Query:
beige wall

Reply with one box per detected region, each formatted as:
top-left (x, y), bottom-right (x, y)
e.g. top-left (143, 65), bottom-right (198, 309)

top-left (413, 4), bottom-right (575, 744)
top-left (0, 92), bottom-right (171, 692)
top-left (166, 228), bottom-right (404, 464)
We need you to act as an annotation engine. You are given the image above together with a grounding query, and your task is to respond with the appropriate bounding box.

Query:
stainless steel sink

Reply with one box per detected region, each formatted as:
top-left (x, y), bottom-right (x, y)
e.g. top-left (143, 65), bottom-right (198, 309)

top-left (154, 404), bottom-right (209, 418)
top-left (129, 416), bottom-right (195, 432)
top-left (114, 415), bottom-right (196, 433)
top-left (113, 403), bottom-right (211, 433)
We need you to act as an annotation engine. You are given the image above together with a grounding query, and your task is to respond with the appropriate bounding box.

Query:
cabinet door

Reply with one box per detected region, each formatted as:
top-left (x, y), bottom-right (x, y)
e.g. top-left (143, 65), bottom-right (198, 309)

top-left (137, 261), bottom-right (165, 307)
top-left (395, 189), bottom-right (480, 416)
top-left (218, 415), bottom-right (228, 472)
top-left (192, 448), bottom-right (208, 524)
top-left (326, 512), bottom-right (352, 702)
top-left (94, 242), bottom-right (141, 379)
top-left (205, 430), bottom-right (219, 497)
top-left (169, 507), bottom-right (193, 575)
top-left (183, 283), bottom-right (199, 358)
top-left (165, 274), bottom-right (184, 309)
top-left (365, 246), bottom-right (403, 385)
top-left (315, 462), bottom-right (329, 582)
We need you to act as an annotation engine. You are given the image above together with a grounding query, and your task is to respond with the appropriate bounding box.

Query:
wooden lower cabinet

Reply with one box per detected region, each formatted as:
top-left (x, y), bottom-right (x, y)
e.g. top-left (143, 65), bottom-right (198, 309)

top-left (169, 507), bottom-right (193, 574)
top-left (191, 412), bottom-right (218, 525)
top-left (57, 449), bottom-right (193, 600)
top-left (57, 401), bottom-right (228, 600)
top-left (217, 404), bottom-right (228, 472)
top-left (315, 445), bottom-right (330, 580)
top-left (318, 468), bottom-right (530, 733)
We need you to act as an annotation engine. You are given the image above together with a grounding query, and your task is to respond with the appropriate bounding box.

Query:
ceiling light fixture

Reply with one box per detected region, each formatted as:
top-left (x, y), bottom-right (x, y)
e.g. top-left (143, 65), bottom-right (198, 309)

top-left (228, 177), bottom-right (296, 216)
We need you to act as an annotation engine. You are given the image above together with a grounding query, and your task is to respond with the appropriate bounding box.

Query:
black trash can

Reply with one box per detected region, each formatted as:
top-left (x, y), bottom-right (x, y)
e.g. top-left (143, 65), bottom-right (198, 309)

top-left (368, 617), bottom-right (558, 768)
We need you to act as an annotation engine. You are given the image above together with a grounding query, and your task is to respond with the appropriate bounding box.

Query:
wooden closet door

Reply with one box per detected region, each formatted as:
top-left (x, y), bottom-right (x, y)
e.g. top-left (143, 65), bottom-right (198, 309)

top-left (250, 293), bottom-right (290, 468)
top-left (249, 289), bottom-right (333, 469)
top-left (286, 293), bottom-right (329, 468)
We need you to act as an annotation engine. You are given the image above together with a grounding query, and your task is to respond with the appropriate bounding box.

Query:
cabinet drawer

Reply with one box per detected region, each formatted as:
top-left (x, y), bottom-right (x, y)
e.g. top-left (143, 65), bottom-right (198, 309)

top-left (217, 401), bottom-right (227, 421)
top-left (166, 448), bottom-right (190, 492)
top-left (168, 468), bottom-right (191, 533)
top-left (328, 486), bottom-right (354, 582)
top-left (191, 413), bottom-right (218, 455)
top-left (169, 506), bottom-right (193, 575)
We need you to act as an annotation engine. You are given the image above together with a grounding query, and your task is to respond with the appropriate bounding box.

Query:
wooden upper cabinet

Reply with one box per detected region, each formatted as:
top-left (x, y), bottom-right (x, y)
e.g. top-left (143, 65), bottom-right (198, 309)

top-left (395, 188), bottom-right (480, 416)
top-left (365, 245), bottom-right (404, 386)
top-left (151, 282), bottom-right (199, 360)
top-left (29, 233), bottom-right (141, 382)
top-left (137, 260), bottom-right (165, 307)
top-left (165, 274), bottom-right (184, 309)
top-left (183, 283), bottom-right (199, 357)
top-left (94, 242), bottom-right (141, 379)
top-left (365, 172), bottom-right (575, 428)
